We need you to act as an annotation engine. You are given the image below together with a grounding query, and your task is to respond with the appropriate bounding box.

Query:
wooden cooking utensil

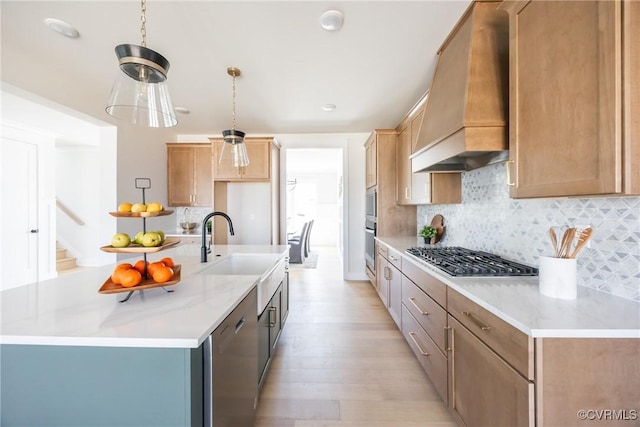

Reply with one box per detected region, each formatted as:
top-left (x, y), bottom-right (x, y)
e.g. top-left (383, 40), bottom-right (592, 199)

top-left (559, 227), bottom-right (577, 259)
top-left (549, 228), bottom-right (559, 257)
top-left (569, 227), bottom-right (593, 259)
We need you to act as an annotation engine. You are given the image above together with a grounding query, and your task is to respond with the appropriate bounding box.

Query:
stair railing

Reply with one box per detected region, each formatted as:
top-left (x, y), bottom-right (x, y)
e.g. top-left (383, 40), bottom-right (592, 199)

top-left (56, 199), bottom-right (85, 226)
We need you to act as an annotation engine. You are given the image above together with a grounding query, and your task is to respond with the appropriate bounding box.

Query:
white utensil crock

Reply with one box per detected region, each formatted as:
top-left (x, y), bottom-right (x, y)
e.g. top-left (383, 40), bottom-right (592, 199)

top-left (538, 256), bottom-right (577, 300)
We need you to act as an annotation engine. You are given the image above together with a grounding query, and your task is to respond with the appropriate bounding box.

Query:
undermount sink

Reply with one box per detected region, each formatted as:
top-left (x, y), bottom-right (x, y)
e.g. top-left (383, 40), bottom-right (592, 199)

top-left (197, 253), bottom-right (283, 277)
top-left (197, 253), bottom-right (287, 315)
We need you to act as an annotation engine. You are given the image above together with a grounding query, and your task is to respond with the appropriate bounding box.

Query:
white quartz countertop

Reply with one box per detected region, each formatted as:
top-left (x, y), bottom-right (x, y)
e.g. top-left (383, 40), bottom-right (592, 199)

top-left (377, 236), bottom-right (640, 338)
top-left (0, 244), bottom-right (288, 349)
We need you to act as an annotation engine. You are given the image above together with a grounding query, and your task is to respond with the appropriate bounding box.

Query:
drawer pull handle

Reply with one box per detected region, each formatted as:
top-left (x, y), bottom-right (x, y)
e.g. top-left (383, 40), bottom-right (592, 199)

top-left (408, 297), bottom-right (429, 315)
top-left (408, 332), bottom-right (429, 356)
top-left (389, 255), bottom-right (398, 262)
top-left (462, 311), bottom-right (491, 331)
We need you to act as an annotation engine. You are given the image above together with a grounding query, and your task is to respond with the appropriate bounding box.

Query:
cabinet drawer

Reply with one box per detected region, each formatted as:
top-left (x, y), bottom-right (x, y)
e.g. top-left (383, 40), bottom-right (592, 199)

top-left (376, 241), bottom-right (388, 258)
top-left (448, 288), bottom-right (533, 380)
top-left (401, 258), bottom-right (447, 308)
top-left (387, 247), bottom-right (402, 269)
top-left (401, 275), bottom-right (447, 353)
top-left (401, 306), bottom-right (447, 404)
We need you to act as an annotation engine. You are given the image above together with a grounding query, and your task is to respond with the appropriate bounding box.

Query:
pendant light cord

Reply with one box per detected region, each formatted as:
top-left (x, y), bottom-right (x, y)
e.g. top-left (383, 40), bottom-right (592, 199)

top-left (140, 0), bottom-right (147, 47)
top-left (232, 72), bottom-right (237, 131)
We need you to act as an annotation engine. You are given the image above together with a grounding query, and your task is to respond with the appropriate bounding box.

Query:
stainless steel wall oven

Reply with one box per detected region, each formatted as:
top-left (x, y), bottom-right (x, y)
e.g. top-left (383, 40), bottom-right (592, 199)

top-left (365, 188), bottom-right (377, 273)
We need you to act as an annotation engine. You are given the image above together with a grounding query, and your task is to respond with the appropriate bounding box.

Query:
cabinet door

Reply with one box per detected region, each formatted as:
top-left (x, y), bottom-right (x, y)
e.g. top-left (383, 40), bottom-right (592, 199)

top-left (192, 146), bottom-right (212, 206)
top-left (387, 263), bottom-right (402, 328)
top-left (269, 288), bottom-right (282, 352)
top-left (396, 125), bottom-right (412, 205)
top-left (375, 252), bottom-right (388, 308)
top-left (213, 139), bottom-right (271, 181)
top-left (257, 307), bottom-right (271, 387)
top-left (507, 1), bottom-right (621, 197)
top-left (167, 145), bottom-right (195, 206)
top-left (448, 316), bottom-right (534, 427)
top-left (365, 137), bottom-right (377, 189)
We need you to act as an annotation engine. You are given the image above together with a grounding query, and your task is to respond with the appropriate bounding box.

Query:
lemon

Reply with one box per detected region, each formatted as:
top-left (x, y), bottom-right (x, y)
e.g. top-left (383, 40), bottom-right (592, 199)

top-left (118, 202), bottom-right (132, 213)
top-left (131, 203), bottom-right (147, 213)
top-left (147, 202), bottom-right (164, 213)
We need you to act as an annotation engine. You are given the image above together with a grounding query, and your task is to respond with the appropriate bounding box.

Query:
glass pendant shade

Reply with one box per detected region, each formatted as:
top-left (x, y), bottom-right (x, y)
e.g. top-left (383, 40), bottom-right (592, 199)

top-left (106, 44), bottom-right (177, 127)
top-left (222, 129), bottom-right (249, 167)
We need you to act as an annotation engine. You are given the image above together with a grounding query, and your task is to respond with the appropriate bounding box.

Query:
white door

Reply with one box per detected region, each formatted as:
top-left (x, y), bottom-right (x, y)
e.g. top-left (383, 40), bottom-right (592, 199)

top-left (1, 138), bottom-right (39, 290)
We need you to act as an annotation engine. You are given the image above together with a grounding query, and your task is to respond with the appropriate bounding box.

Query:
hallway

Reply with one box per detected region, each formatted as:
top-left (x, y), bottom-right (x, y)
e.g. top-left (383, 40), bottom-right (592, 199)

top-left (255, 246), bottom-right (456, 427)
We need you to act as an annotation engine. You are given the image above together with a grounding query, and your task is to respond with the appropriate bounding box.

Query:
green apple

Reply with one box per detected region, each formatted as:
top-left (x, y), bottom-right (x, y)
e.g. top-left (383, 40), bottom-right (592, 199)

top-left (133, 231), bottom-right (145, 245)
top-left (111, 233), bottom-right (131, 248)
top-left (155, 230), bottom-right (166, 243)
top-left (141, 232), bottom-right (161, 247)
top-left (131, 203), bottom-right (147, 213)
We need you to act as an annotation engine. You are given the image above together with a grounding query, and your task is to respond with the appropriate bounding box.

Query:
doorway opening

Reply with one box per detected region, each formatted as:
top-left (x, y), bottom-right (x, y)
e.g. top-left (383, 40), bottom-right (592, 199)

top-left (284, 148), bottom-right (343, 262)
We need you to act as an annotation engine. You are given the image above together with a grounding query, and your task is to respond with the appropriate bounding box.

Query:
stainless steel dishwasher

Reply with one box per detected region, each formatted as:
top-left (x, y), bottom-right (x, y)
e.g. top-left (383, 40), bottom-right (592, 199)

top-left (203, 287), bottom-right (258, 427)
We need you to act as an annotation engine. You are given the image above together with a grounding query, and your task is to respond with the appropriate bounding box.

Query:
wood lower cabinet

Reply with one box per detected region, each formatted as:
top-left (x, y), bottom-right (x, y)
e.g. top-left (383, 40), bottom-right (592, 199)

top-left (166, 143), bottom-right (212, 207)
top-left (402, 306), bottom-right (448, 404)
top-left (375, 244), bottom-right (389, 308)
top-left (448, 315), bottom-right (535, 427)
top-left (211, 138), bottom-right (272, 181)
top-left (375, 242), bottom-right (402, 327)
top-left (501, 0), bottom-right (639, 197)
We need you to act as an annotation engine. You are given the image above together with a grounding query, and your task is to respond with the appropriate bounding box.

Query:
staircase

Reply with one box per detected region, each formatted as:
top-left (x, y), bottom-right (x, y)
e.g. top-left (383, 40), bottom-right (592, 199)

top-left (56, 243), bottom-right (77, 272)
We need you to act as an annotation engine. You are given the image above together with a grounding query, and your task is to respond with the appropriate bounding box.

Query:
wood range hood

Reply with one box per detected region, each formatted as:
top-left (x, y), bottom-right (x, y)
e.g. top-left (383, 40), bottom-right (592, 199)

top-left (411, 1), bottom-right (510, 173)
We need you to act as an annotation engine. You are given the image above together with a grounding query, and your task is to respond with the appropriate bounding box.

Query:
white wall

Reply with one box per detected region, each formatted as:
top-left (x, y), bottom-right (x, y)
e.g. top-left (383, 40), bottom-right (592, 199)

top-left (1, 87), bottom-right (117, 278)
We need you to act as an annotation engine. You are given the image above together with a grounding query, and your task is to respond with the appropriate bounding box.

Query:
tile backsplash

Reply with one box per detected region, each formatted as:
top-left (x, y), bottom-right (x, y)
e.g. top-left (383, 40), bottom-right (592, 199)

top-left (418, 163), bottom-right (640, 302)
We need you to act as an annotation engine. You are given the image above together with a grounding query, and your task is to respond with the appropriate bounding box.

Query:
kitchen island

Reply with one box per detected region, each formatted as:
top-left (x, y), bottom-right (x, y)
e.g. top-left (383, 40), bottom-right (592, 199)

top-left (0, 243), bottom-right (288, 427)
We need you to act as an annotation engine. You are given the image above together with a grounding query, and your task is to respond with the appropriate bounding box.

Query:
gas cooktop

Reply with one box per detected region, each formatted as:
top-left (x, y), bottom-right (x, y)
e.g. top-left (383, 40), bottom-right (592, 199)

top-left (406, 246), bottom-right (538, 277)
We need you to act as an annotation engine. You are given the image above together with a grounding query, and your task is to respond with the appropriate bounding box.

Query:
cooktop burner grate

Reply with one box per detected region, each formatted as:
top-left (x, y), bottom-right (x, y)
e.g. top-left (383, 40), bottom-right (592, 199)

top-left (406, 246), bottom-right (538, 277)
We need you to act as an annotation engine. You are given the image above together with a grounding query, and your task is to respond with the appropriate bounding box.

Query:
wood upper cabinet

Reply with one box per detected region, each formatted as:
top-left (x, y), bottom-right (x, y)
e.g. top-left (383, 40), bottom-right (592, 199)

top-left (166, 143), bottom-right (212, 207)
top-left (396, 97), bottom-right (462, 205)
top-left (210, 137), bottom-right (273, 181)
top-left (367, 130), bottom-right (416, 237)
top-left (365, 135), bottom-right (377, 189)
top-left (501, 0), bottom-right (639, 197)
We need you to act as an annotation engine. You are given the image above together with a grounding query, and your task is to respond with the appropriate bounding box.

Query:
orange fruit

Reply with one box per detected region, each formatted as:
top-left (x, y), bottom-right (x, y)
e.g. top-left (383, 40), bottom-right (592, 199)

top-left (120, 269), bottom-right (142, 288)
top-left (111, 263), bottom-right (134, 284)
top-left (160, 257), bottom-right (175, 268)
top-left (152, 266), bottom-right (174, 283)
top-left (115, 262), bottom-right (133, 271)
top-left (147, 262), bottom-right (165, 277)
top-left (133, 260), bottom-right (148, 275)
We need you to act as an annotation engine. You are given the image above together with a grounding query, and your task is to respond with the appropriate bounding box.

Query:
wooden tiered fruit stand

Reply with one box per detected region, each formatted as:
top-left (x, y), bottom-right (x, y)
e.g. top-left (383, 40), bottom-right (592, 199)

top-left (99, 178), bottom-right (181, 302)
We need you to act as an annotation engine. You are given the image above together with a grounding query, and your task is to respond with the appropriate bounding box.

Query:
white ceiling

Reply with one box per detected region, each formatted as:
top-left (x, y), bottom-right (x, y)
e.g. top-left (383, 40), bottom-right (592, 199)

top-left (1, 1), bottom-right (471, 135)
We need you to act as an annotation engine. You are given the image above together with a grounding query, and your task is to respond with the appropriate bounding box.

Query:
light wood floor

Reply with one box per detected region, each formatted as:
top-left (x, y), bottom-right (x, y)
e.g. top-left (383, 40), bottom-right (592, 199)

top-left (255, 246), bottom-right (457, 427)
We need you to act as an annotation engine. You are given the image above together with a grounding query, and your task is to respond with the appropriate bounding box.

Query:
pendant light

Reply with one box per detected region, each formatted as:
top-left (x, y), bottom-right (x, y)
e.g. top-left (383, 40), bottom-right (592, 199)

top-left (105, 0), bottom-right (177, 127)
top-left (220, 67), bottom-right (249, 167)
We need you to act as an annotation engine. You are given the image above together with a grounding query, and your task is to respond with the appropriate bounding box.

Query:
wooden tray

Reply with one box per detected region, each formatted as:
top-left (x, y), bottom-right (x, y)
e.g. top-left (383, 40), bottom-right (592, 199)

top-left (100, 238), bottom-right (180, 253)
top-left (109, 210), bottom-right (174, 218)
top-left (99, 265), bottom-right (181, 294)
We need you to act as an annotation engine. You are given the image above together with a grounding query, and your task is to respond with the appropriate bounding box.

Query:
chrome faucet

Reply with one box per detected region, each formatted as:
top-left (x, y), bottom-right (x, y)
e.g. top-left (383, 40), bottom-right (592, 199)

top-left (201, 212), bottom-right (235, 262)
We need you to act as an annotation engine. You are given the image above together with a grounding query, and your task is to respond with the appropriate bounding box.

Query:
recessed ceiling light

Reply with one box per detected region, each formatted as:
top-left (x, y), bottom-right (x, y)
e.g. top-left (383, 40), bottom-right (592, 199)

top-left (323, 104), bottom-right (337, 112)
top-left (44, 18), bottom-right (79, 38)
top-left (320, 10), bottom-right (344, 32)
top-left (174, 107), bottom-right (190, 115)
